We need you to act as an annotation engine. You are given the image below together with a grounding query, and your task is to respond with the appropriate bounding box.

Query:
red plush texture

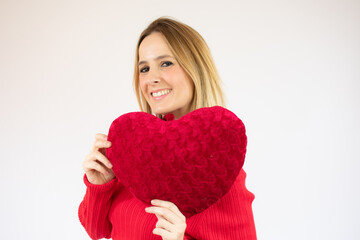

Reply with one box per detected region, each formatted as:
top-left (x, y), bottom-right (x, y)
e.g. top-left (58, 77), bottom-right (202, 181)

top-left (106, 106), bottom-right (247, 218)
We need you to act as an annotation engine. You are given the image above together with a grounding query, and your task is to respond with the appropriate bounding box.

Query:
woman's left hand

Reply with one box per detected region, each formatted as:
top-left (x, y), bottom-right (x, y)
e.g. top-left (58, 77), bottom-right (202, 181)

top-left (145, 199), bottom-right (187, 240)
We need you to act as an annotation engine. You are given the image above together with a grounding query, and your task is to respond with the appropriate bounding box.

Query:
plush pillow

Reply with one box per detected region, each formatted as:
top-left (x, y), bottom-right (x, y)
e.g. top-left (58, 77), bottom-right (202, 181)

top-left (106, 106), bottom-right (247, 218)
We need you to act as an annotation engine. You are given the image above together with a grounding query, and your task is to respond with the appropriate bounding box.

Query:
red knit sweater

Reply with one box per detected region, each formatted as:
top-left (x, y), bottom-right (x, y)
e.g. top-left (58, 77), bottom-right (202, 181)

top-left (78, 168), bottom-right (257, 239)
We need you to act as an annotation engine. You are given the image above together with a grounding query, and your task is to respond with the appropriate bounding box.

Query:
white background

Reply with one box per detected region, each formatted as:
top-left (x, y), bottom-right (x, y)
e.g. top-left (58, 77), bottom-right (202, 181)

top-left (1, 0), bottom-right (359, 239)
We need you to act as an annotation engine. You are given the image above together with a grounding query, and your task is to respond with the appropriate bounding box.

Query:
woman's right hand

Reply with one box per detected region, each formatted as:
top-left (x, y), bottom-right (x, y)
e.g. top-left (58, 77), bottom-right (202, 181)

top-left (82, 133), bottom-right (115, 185)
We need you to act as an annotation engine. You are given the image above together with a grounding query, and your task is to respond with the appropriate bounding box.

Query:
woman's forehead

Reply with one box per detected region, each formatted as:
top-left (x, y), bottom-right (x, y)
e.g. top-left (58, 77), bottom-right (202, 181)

top-left (138, 33), bottom-right (174, 62)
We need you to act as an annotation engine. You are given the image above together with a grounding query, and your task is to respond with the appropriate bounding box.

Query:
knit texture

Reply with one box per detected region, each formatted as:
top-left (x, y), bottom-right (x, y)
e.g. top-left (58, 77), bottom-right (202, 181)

top-left (78, 107), bottom-right (257, 239)
top-left (78, 169), bottom-right (257, 239)
top-left (106, 106), bottom-right (247, 217)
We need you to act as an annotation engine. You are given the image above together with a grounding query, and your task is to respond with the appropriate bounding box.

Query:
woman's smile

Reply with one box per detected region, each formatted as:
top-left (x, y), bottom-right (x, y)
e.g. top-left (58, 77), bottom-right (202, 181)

top-left (151, 89), bottom-right (172, 100)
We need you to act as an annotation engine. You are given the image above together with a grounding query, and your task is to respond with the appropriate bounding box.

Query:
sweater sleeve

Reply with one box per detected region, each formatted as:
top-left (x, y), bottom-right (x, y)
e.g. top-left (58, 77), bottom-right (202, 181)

top-left (185, 169), bottom-right (257, 240)
top-left (78, 174), bottom-right (122, 240)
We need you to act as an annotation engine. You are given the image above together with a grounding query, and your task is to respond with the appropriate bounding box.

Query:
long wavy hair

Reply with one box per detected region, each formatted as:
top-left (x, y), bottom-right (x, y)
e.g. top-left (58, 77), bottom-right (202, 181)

top-left (133, 17), bottom-right (225, 116)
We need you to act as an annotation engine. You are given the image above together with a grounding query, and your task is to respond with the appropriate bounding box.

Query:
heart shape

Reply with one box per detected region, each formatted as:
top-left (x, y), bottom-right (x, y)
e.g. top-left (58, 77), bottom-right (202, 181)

top-left (106, 106), bottom-right (247, 218)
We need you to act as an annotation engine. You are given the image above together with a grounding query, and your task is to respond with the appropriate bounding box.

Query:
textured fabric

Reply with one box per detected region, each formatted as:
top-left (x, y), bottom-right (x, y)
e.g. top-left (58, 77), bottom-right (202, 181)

top-left (78, 107), bottom-right (257, 239)
top-left (78, 169), bottom-right (257, 240)
top-left (106, 106), bottom-right (247, 217)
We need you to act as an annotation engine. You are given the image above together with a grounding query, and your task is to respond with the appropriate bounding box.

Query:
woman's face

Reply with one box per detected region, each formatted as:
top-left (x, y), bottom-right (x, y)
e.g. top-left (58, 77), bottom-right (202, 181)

top-left (138, 32), bottom-right (194, 120)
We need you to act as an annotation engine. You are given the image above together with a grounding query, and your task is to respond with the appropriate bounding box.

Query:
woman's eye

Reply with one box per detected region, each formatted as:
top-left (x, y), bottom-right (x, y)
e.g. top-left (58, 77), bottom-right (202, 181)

top-left (140, 67), bottom-right (149, 73)
top-left (161, 61), bottom-right (173, 67)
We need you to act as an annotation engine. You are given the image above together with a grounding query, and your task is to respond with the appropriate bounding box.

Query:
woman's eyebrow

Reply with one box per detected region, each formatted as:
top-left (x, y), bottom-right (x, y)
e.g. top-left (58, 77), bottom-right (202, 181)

top-left (138, 55), bottom-right (174, 66)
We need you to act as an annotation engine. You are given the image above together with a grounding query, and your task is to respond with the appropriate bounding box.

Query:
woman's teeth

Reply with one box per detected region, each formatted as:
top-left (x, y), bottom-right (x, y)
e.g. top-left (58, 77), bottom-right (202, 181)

top-left (152, 89), bottom-right (171, 97)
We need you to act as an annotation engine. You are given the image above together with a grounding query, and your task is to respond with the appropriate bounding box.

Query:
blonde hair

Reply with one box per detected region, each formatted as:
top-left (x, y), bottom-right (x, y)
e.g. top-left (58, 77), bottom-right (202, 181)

top-left (133, 17), bottom-right (225, 115)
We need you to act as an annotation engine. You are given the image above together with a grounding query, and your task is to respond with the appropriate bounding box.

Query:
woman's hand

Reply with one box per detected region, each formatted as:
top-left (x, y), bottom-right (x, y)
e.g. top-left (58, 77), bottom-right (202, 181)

top-left (145, 199), bottom-right (187, 240)
top-left (82, 133), bottom-right (115, 185)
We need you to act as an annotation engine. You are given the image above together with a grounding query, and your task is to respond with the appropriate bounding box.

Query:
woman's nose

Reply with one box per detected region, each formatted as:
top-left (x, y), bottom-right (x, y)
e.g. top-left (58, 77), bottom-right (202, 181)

top-left (148, 69), bottom-right (161, 84)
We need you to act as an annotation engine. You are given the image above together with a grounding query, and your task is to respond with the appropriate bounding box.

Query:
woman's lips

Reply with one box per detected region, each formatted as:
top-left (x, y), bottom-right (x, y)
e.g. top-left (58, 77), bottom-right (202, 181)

top-left (151, 89), bottom-right (172, 101)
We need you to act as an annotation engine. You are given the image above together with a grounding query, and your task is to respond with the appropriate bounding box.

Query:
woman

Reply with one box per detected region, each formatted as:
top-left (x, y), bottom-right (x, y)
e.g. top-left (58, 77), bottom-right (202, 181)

top-left (79, 17), bottom-right (257, 240)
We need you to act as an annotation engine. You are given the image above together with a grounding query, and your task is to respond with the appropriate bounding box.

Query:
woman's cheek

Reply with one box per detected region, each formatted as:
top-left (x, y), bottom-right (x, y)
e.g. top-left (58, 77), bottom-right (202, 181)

top-left (139, 79), bottom-right (147, 95)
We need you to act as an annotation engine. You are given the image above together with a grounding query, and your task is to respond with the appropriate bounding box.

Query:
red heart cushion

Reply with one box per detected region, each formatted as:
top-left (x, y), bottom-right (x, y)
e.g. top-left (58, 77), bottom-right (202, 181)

top-left (106, 106), bottom-right (247, 218)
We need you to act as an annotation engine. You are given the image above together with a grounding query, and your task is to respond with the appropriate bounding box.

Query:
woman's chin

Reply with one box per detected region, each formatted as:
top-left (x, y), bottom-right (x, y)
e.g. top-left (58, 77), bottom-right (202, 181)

top-left (152, 107), bottom-right (172, 116)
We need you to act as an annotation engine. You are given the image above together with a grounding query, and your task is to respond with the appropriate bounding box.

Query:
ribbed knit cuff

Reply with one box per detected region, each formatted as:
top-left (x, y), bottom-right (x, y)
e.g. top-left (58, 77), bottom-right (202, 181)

top-left (79, 174), bottom-right (118, 239)
top-left (83, 174), bottom-right (118, 193)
